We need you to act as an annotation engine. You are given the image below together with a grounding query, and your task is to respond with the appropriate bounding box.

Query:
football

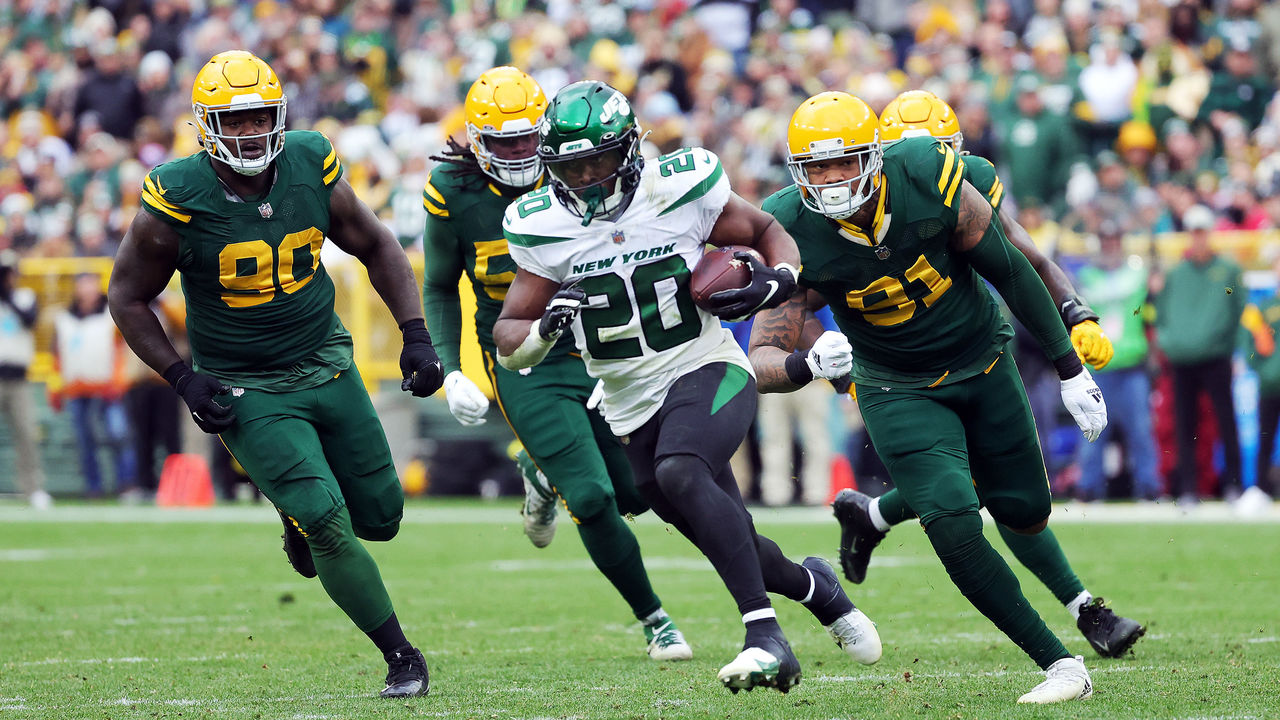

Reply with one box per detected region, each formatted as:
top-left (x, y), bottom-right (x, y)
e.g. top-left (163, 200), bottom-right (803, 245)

top-left (690, 245), bottom-right (762, 309)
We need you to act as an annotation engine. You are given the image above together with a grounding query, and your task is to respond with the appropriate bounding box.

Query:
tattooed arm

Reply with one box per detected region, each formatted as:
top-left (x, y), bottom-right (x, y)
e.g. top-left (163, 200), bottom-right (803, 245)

top-left (748, 288), bottom-right (829, 392)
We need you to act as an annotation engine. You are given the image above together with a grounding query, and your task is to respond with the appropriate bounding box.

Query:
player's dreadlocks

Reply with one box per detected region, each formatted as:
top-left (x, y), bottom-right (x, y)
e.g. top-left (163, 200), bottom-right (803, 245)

top-left (429, 137), bottom-right (489, 190)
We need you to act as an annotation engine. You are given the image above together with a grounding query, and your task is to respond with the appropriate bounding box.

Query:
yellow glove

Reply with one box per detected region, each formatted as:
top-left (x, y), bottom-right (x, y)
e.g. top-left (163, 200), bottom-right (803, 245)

top-left (1071, 320), bottom-right (1114, 370)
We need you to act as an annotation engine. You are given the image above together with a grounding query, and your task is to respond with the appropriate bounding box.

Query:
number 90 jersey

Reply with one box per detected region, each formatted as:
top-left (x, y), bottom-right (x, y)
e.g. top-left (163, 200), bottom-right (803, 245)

top-left (140, 131), bottom-right (345, 379)
top-left (503, 147), bottom-right (750, 435)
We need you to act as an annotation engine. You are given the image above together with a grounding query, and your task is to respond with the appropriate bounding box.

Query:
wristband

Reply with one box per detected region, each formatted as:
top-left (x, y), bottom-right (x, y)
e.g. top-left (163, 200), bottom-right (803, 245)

top-left (1053, 350), bottom-right (1084, 380)
top-left (162, 360), bottom-right (193, 392)
top-left (784, 350), bottom-right (815, 386)
top-left (1059, 296), bottom-right (1099, 328)
top-left (399, 318), bottom-right (432, 344)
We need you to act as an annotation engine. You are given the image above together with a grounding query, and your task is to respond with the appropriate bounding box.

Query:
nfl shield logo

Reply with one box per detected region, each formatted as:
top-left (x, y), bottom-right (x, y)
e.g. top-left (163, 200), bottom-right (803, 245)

top-left (258, 202), bottom-right (273, 219)
top-left (611, 229), bottom-right (626, 244)
top-left (874, 245), bottom-right (891, 260)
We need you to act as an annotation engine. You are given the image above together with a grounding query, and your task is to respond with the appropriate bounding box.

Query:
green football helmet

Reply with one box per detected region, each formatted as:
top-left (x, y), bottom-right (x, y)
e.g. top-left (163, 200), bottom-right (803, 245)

top-left (537, 81), bottom-right (643, 225)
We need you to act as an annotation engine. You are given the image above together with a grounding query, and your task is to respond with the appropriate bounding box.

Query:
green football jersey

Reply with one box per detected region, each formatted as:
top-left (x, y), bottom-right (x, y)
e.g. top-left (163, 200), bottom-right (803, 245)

top-left (961, 153), bottom-right (1006, 212)
top-left (140, 130), bottom-right (348, 385)
top-left (421, 163), bottom-right (572, 361)
top-left (763, 136), bottom-right (1011, 388)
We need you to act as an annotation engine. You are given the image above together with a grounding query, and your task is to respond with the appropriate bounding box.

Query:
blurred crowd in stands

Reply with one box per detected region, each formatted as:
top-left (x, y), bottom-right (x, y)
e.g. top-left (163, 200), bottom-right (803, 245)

top-left (1, 0), bottom-right (1279, 510)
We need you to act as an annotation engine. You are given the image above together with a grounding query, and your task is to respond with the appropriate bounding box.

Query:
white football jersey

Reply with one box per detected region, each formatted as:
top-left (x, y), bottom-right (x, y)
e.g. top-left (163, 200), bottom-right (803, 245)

top-left (504, 147), bottom-right (752, 435)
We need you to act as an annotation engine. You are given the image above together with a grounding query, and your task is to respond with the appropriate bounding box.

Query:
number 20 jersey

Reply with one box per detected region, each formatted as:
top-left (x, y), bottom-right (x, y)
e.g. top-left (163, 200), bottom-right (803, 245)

top-left (762, 136), bottom-right (1011, 388)
top-left (503, 147), bottom-right (749, 435)
top-left (139, 130), bottom-right (345, 379)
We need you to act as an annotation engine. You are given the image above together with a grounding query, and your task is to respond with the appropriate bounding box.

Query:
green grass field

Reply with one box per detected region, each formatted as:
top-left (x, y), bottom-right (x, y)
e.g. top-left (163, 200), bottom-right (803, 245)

top-left (1, 499), bottom-right (1277, 720)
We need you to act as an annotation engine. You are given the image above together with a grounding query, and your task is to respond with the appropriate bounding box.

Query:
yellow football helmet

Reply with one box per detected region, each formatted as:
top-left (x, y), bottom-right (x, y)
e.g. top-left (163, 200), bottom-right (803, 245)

top-left (879, 90), bottom-right (962, 151)
top-left (465, 66), bottom-right (547, 187)
top-left (786, 91), bottom-right (882, 219)
top-left (191, 51), bottom-right (286, 176)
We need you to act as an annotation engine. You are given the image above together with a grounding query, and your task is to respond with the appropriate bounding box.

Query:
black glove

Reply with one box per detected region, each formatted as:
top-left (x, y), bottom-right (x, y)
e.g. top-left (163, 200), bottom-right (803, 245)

top-left (539, 284), bottom-right (586, 341)
top-left (163, 361), bottom-right (236, 434)
top-left (399, 319), bottom-right (444, 397)
top-left (1059, 295), bottom-right (1100, 328)
top-left (704, 252), bottom-right (798, 321)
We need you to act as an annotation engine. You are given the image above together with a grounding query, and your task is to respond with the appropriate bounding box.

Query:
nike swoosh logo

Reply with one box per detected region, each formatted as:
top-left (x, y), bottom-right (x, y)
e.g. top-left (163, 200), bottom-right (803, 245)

top-left (760, 280), bottom-right (779, 306)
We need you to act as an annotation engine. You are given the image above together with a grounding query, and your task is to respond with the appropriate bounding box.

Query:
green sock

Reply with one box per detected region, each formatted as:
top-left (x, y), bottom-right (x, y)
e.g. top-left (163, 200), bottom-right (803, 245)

top-left (876, 488), bottom-right (918, 526)
top-left (577, 511), bottom-right (662, 619)
top-left (307, 506), bottom-right (395, 632)
top-left (926, 513), bottom-right (1069, 669)
top-left (996, 524), bottom-right (1085, 607)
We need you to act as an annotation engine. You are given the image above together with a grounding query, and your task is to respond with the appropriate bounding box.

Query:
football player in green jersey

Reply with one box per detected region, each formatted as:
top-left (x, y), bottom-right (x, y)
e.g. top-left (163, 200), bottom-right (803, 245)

top-left (420, 66), bottom-right (692, 661)
top-left (107, 51), bottom-right (442, 699)
top-left (496, 81), bottom-right (882, 695)
top-left (750, 91), bottom-right (1107, 704)
top-left (825, 90), bottom-right (1144, 660)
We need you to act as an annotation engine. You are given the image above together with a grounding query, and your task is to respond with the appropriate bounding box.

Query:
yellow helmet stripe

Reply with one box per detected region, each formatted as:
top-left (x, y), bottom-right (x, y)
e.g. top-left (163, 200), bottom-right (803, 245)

top-left (142, 189), bottom-right (191, 223)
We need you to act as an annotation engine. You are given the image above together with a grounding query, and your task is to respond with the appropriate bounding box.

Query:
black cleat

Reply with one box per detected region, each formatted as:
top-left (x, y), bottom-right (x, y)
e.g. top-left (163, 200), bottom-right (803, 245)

top-left (278, 509), bottom-right (316, 579)
top-left (1077, 597), bottom-right (1145, 658)
top-left (717, 634), bottom-right (802, 694)
top-left (380, 647), bottom-right (430, 698)
top-left (832, 489), bottom-right (886, 584)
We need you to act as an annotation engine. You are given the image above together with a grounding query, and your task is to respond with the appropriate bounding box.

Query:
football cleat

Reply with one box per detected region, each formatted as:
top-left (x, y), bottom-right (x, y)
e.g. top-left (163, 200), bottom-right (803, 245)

top-left (278, 509), bottom-right (316, 579)
top-left (717, 635), bottom-right (802, 694)
top-left (644, 616), bottom-right (693, 661)
top-left (1017, 655), bottom-right (1092, 704)
top-left (380, 647), bottom-right (430, 698)
top-left (832, 489), bottom-right (886, 584)
top-left (1077, 597), bottom-right (1146, 658)
top-left (825, 608), bottom-right (883, 665)
top-left (516, 449), bottom-right (558, 548)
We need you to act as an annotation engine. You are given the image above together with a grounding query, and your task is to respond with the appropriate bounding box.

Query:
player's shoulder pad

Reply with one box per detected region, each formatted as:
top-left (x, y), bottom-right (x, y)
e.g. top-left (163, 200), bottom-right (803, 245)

top-left (647, 147), bottom-right (728, 217)
top-left (284, 130), bottom-right (344, 188)
top-left (141, 154), bottom-right (206, 225)
top-left (761, 185), bottom-right (805, 228)
top-left (884, 136), bottom-right (966, 210)
top-left (421, 163), bottom-right (481, 220)
top-left (502, 185), bottom-right (578, 250)
top-left (959, 153), bottom-right (1005, 210)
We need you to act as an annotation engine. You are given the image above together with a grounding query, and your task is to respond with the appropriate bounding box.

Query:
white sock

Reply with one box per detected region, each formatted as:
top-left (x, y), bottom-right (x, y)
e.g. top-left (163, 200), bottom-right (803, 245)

top-left (1066, 591), bottom-right (1093, 620)
top-left (641, 607), bottom-right (668, 626)
top-left (868, 497), bottom-right (891, 533)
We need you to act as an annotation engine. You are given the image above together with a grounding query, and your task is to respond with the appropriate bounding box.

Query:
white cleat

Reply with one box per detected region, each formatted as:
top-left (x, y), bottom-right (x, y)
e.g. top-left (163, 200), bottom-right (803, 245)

top-left (716, 638), bottom-right (801, 694)
top-left (825, 608), bottom-right (882, 665)
top-left (644, 618), bottom-right (693, 661)
top-left (1017, 655), bottom-right (1093, 704)
top-left (516, 450), bottom-right (558, 548)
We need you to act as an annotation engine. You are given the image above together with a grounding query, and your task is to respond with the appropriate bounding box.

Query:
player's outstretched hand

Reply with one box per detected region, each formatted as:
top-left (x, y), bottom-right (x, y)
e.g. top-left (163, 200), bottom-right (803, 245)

top-left (400, 319), bottom-right (444, 398)
top-left (1071, 320), bottom-right (1114, 370)
top-left (444, 371), bottom-right (489, 425)
top-left (806, 330), bottom-right (854, 380)
top-left (163, 362), bottom-right (236, 434)
top-left (704, 252), bottom-right (797, 321)
top-left (539, 284), bottom-right (586, 341)
top-left (1060, 368), bottom-right (1107, 442)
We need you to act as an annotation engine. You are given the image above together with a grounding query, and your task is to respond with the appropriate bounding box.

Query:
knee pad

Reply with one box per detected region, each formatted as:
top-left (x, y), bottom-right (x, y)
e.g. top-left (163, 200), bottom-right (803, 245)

top-left (653, 454), bottom-right (714, 501)
top-left (984, 496), bottom-right (1049, 533)
top-left (922, 512), bottom-right (985, 563)
top-left (562, 482), bottom-right (615, 524)
top-left (305, 510), bottom-right (358, 558)
top-left (352, 519), bottom-right (400, 542)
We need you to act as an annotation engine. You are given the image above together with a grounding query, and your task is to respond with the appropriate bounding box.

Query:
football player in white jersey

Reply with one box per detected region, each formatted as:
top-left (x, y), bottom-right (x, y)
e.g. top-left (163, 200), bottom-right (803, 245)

top-left (493, 81), bottom-right (882, 694)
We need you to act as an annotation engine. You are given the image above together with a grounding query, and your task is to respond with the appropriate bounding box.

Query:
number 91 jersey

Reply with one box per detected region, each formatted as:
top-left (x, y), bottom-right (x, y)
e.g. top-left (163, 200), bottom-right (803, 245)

top-left (139, 130), bottom-right (345, 378)
top-left (503, 147), bottom-right (750, 435)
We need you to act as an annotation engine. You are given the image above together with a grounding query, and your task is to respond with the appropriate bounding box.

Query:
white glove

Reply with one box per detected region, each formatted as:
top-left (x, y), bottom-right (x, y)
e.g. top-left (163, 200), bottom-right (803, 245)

top-left (586, 379), bottom-right (605, 414)
top-left (1060, 368), bottom-right (1107, 442)
top-left (805, 331), bottom-right (854, 380)
top-left (443, 371), bottom-right (489, 426)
